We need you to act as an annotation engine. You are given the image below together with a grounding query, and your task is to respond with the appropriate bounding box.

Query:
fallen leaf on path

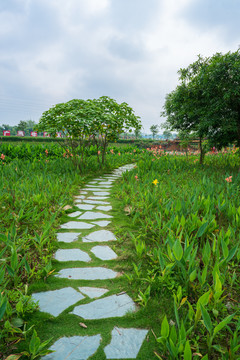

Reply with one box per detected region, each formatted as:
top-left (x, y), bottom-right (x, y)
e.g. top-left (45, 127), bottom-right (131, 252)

top-left (79, 322), bottom-right (87, 328)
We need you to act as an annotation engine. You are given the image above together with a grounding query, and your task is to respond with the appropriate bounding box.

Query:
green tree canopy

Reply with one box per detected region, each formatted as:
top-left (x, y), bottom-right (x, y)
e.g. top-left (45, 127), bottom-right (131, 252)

top-left (162, 49), bottom-right (240, 159)
top-left (38, 96), bottom-right (141, 168)
top-left (150, 124), bottom-right (159, 139)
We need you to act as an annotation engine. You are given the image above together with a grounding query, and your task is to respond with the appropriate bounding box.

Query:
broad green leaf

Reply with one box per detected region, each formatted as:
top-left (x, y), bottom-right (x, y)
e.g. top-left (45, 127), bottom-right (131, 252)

top-left (221, 239), bottom-right (229, 258)
top-left (196, 222), bottom-right (208, 238)
top-left (189, 269), bottom-right (197, 282)
top-left (0, 297), bottom-right (7, 320)
top-left (5, 355), bottom-right (23, 360)
top-left (184, 340), bottom-right (192, 360)
top-left (161, 315), bottom-right (169, 338)
top-left (200, 304), bottom-right (213, 334)
top-left (213, 314), bottom-right (235, 337)
top-left (173, 239), bottom-right (183, 261)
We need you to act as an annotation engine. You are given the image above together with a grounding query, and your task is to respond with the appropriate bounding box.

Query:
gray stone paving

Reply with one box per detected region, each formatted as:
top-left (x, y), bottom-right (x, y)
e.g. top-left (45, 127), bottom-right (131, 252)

top-left (32, 287), bottom-right (84, 317)
top-left (71, 294), bottom-right (137, 320)
top-left (76, 204), bottom-right (96, 211)
top-left (96, 205), bottom-right (112, 211)
top-left (67, 211), bottom-right (82, 217)
top-left (60, 221), bottom-right (95, 230)
top-left (56, 232), bottom-right (80, 243)
top-left (55, 267), bottom-right (118, 280)
top-left (78, 286), bottom-right (109, 298)
top-left (39, 165), bottom-right (148, 359)
top-left (90, 245), bottom-right (117, 260)
top-left (82, 230), bottom-right (116, 242)
top-left (104, 328), bottom-right (148, 359)
top-left (54, 249), bottom-right (91, 262)
top-left (91, 220), bottom-right (111, 227)
top-left (83, 199), bottom-right (110, 205)
top-left (79, 211), bottom-right (112, 220)
top-left (42, 335), bottom-right (101, 360)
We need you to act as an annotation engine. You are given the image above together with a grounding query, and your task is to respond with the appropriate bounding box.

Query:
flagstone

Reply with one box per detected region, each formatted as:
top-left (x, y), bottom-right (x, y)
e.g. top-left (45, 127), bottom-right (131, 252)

top-left (92, 191), bottom-right (110, 196)
top-left (55, 267), bottom-right (118, 280)
top-left (88, 196), bottom-right (109, 200)
top-left (104, 328), bottom-right (148, 359)
top-left (32, 287), bottom-right (84, 317)
top-left (76, 204), bottom-right (96, 211)
top-left (91, 221), bottom-right (111, 227)
top-left (60, 221), bottom-right (95, 230)
top-left (82, 230), bottom-right (116, 242)
top-left (42, 335), bottom-right (101, 360)
top-left (68, 211), bottom-right (82, 217)
top-left (54, 249), bottom-right (91, 262)
top-left (56, 233), bottom-right (80, 243)
top-left (83, 199), bottom-right (110, 205)
top-left (74, 195), bottom-right (85, 199)
top-left (80, 191), bottom-right (88, 194)
top-left (79, 212), bottom-right (112, 220)
top-left (71, 294), bottom-right (136, 320)
top-left (78, 286), bottom-right (109, 298)
top-left (90, 245), bottom-right (117, 260)
top-left (96, 205), bottom-right (112, 211)
top-left (82, 187), bottom-right (109, 191)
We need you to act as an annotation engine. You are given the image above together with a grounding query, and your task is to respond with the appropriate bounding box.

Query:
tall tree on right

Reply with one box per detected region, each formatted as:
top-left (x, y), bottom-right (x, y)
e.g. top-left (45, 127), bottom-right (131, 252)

top-left (162, 49), bottom-right (240, 163)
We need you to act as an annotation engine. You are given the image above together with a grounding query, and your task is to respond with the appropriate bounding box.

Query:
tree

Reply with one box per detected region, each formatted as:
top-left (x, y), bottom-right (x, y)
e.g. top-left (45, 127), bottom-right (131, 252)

top-left (162, 49), bottom-right (240, 163)
top-left (150, 125), bottom-right (159, 139)
top-left (162, 130), bottom-right (172, 140)
top-left (37, 96), bottom-right (141, 170)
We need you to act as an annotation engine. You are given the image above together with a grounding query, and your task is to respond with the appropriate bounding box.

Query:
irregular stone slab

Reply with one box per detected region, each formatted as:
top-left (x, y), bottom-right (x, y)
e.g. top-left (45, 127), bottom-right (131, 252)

top-left (79, 286), bottom-right (109, 298)
top-left (98, 181), bottom-right (114, 185)
top-left (92, 191), bottom-right (110, 196)
top-left (77, 204), bottom-right (95, 211)
top-left (80, 191), bottom-right (88, 194)
top-left (83, 200), bottom-right (110, 205)
top-left (96, 205), bottom-right (112, 211)
top-left (55, 249), bottom-right (91, 262)
top-left (32, 287), bottom-right (84, 317)
top-left (91, 245), bottom-right (117, 260)
top-left (56, 233), bottom-right (80, 243)
top-left (91, 221), bottom-right (111, 227)
top-left (88, 196), bottom-right (109, 200)
top-left (42, 335), bottom-right (101, 360)
top-left (60, 221), bottom-right (95, 230)
top-left (55, 267), bottom-right (118, 280)
top-left (68, 211), bottom-right (82, 217)
top-left (82, 230), bottom-right (116, 243)
top-left (104, 328), bottom-right (148, 359)
top-left (71, 294), bottom-right (136, 319)
top-left (75, 195), bottom-right (85, 199)
top-left (79, 212), bottom-right (112, 220)
top-left (85, 186), bottom-right (111, 190)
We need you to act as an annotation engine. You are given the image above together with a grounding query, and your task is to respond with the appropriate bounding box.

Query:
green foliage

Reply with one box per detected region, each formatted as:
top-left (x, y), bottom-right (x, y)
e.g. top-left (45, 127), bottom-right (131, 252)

top-left (114, 150), bottom-right (240, 359)
top-left (162, 49), bottom-right (240, 156)
top-left (37, 96), bottom-right (141, 169)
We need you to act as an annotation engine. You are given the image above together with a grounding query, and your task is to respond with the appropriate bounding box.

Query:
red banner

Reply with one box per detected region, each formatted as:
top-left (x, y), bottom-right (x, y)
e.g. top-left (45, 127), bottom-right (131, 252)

top-left (3, 130), bottom-right (10, 136)
top-left (43, 132), bottom-right (50, 137)
top-left (56, 132), bottom-right (61, 138)
top-left (31, 131), bottom-right (37, 137)
top-left (17, 131), bottom-right (25, 137)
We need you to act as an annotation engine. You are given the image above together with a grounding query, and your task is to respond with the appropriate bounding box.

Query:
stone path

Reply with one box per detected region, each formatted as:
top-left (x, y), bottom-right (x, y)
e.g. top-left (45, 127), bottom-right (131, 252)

top-left (32, 164), bottom-right (148, 359)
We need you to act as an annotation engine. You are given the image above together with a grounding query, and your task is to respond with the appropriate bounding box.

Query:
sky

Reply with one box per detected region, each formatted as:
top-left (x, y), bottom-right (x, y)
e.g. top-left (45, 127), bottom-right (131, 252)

top-left (0, 0), bottom-right (239, 133)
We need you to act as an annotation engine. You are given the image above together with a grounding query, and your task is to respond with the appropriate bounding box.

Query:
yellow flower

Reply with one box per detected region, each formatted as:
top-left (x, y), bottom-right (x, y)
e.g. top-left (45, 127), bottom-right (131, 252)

top-left (152, 179), bottom-right (158, 186)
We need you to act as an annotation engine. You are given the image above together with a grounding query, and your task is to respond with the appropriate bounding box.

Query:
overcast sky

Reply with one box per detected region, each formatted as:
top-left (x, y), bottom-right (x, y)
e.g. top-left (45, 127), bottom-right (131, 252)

top-left (0, 0), bottom-right (239, 132)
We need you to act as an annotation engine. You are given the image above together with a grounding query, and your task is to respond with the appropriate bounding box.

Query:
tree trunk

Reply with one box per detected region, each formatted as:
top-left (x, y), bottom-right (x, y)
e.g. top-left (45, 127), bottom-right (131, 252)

top-left (199, 136), bottom-right (204, 164)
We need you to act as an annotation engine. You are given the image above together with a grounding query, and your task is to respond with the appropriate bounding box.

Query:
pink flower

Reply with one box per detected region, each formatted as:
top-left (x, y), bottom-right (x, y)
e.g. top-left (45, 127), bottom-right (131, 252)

top-left (1, 154), bottom-right (5, 160)
top-left (98, 150), bottom-right (101, 155)
top-left (135, 175), bottom-right (138, 180)
top-left (118, 152), bottom-right (121, 156)
top-left (225, 176), bottom-right (232, 183)
top-left (45, 149), bottom-right (48, 155)
top-left (133, 149), bottom-right (136, 152)
top-left (110, 149), bottom-right (114, 154)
